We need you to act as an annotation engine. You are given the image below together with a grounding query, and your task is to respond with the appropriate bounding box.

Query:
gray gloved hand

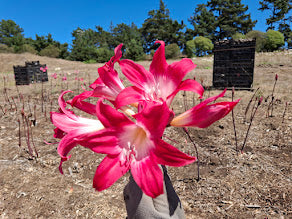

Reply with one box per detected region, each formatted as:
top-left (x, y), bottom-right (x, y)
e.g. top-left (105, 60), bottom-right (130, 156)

top-left (123, 166), bottom-right (185, 219)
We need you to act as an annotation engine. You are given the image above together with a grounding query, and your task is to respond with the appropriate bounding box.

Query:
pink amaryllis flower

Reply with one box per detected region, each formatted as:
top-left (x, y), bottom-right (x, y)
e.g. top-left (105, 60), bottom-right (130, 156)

top-left (62, 74), bottom-right (67, 81)
top-left (115, 41), bottom-right (204, 108)
top-left (52, 91), bottom-right (196, 198)
top-left (90, 99), bottom-right (196, 198)
top-left (51, 73), bottom-right (57, 79)
top-left (40, 66), bottom-right (48, 72)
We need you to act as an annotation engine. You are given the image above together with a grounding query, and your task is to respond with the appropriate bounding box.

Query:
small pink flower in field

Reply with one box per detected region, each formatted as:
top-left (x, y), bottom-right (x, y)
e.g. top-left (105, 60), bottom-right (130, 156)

top-left (75, 77), bottom-right (78, 81)
top-left (116, 41), bottom-right (204, 108)
top-left (62, 74), bottom-right (67, 81)
top-left (51, 73), bottom-right (57, 79)
top-left (40, 66), bottom-right (48, 72)
top-left (74, 70), bottom-right (79, 74)
top-left (259, 96), bottom-right (263, 105)
top-left (79, 77), bottom-right (84, 82)
top-left (275, 74), bottom-right (278, 81)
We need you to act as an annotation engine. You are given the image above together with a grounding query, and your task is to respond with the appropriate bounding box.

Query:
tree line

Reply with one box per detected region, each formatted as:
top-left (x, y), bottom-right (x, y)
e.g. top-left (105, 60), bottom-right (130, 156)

top-left (0, 0), bottom-right (291, 61)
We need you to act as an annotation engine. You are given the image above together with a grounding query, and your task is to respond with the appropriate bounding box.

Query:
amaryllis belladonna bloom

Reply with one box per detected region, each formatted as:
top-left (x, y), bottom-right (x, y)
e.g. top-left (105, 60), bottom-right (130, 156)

top-left (51, 92), bottom-right (196, 198)
top-left (115, 41), bottom-right (204, 108)
top-left (91, 99), bottom-right (196, 198)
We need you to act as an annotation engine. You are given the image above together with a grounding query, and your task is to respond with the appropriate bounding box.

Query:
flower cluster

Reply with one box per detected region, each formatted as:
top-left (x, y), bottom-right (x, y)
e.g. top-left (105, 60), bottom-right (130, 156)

top-left (51, 41), bottom-right (239, 198)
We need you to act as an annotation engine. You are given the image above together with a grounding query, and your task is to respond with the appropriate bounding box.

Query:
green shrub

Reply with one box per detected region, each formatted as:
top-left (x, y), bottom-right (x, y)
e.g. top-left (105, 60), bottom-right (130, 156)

top-left (150, 49), bottom-right (155, 57)
top-left (124, 39), bottom-right (145, 61)
top-left (19, 44), bottom-right (37, 54)
top-left (0, 44), bottom-right (14, 53)
top-left (246, 30), bottom-right (267, 52)
top-left (185, 40), bottom-right (196, 58)
top-left (39, 45), bottom-right (60, 58)
top-left (165, 43), bottom-right (180, 59)
top-left (83, 59), bottom-right (97, 64)
top-left (193, 36), bottom-right (213, 56)
top-left (232, 32), bottom-right (246, 40)
top-left (265, 30), bottom-right (285, 52)
top-left (96, 47), bottom-right (114, 63)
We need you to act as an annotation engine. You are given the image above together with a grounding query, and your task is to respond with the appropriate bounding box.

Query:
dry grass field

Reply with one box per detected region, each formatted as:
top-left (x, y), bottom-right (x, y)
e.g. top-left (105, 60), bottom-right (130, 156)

top-left (0, 51), bottom-right (291, 218)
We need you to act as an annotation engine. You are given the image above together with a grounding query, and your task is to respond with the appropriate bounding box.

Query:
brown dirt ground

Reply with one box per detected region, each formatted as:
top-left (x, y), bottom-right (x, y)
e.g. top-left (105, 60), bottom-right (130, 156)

top-left (0, 51), bottom-right (291, 218)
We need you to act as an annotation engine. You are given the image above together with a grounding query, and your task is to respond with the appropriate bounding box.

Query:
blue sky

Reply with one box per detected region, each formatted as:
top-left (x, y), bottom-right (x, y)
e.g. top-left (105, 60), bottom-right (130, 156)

top-left (0, 0), bottom-right (277, 45)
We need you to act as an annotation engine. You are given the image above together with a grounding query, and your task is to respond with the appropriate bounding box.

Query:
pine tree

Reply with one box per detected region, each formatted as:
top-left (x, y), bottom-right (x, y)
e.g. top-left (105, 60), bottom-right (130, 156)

top-left (259, 0), bottom-right (292, 47)
top-left (188, 4), bottom-right (216, 40)
top-left (70, 28), bottom-right (99, 61)
top-left (110, 22), bottom-right (144, 60)
top-left (207, 0), bottom-right (257, 41)
top-left (259, 0), bottom-right (292, 30)
top-left (0, 19), bottom-right (24, 49)
top-left (140, 0), bottom-right (185, 52)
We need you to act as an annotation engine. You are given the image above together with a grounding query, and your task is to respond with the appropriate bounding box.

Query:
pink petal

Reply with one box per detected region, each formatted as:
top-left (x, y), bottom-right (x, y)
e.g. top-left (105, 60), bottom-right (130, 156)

top-left (153, 139), bottom-right (196, 166)
top-left (92, 84), bottom-right (117, 101)
top-left (53, 127), bottom-right (65, 139)
top-left (89, 77), bottom-right (104, 89)
top-left (165, 58), bottom-right (197, 87)
top-left (51, 112), bottom-right (101, 133)
top-left (57, 131), bottom-right (79, 161)
top-left (68, 99), bottom-right (96, 116)
top-left (167, 79), bottom-right (204, 106)
top-left (98, 65), bottom-right (124, 95)
top-left (51, 112), bottom-right (77, 133)
top-left (112, 43), bottom-right (123, 63)
top-left (194, 89), bottom-right (227, 111)
top-left (57, 128), bottom-right (110, 172)
top-left (96, 99), bottom-right (132, 128)
top-left (93, 154), bottom-right (129, 191)
top-left (150, 41), bottom-right (168, 78)
top-left (134, 101), bottom-right (173, 139)
top-left (171, 99), bottom-right (240, 128)
top-left (76, 129), bottom-right (121, 155)
top-left (119, 59), bottom-right (155, 91)
top-left (115, 86), bottom-right (145, 109)
top-left (131, 157), bottom-right (164, 198)
top-left (58, 90), bottom-right (77, 120)
top-left (70, 90), bottom-right (94, 105)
